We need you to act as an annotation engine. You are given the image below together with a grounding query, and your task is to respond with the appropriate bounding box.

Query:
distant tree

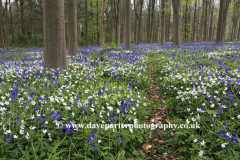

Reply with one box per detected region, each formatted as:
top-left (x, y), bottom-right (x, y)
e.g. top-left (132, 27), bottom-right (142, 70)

top-left (125, 0), bottom-right (131, 50)
top-left (172, 0), bottom-right (180, 47)
top-left (68, 0), bottom-right (78, 56)
top-left (43, 0), bottom-right (68, 71)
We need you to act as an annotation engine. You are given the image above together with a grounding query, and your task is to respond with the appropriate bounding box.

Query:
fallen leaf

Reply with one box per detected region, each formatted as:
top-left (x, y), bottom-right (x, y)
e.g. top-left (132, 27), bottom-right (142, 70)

top-left (166, 155), bottom-right (175, 159)
top-left (143, 142), bottom-right (152, 151)
top-left (164, 119), bottom-right (170, 123)
top-left (159, 140), bottom-right (164, 144)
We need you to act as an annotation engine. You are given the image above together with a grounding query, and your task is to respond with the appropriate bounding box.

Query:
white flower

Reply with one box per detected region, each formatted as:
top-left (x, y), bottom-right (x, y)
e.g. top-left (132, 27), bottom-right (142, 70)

top-left (45, 121), bottom-right (48, 124)
top-left (29, 125), bottom-right (36, 130)
top-left (193, 139), bottom-right (197, 142)
top-left (43, 129), bottom-right (47, 133)
top-left (192, 118), bottom-right (196, 121)
top-left (49, 137), bottom-right (52, 141)
top-left (200, 140), bottom-right (205, 146)
top-left (202, 103), bottom-right (205, 106)
top-left (210, 104), bottom-right (215, 108)
top-left (198, 150), bottom-right (203, 156)
top-left (187, 108), bottom-right (190, 112)
top-left (151, 119), bottom-right (154, 122)
top-left (221, 143), bottom-right (228, 148)
top-left (237, 115), bottom-right (240, 119)
top-left (31, 115), bottom-right (35, 119)
top-left (98, 140), bottom-right (101, 143)
top-left (13, 135), bottom-right (18, 138)
top-left (31, 100), bottom-right (36, 106)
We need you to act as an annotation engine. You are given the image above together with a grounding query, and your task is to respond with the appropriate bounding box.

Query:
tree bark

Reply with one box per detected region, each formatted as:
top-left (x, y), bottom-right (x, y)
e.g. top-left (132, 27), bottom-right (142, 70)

top-left (100, 0), bottom-right (106, 48)
top-left (200, 0), bottom-right (205, 42)
top-left (204, 0), bottom-right (208, 41)
top-left (221, 0), bottom-right (230, 41)
top-left (209, 0), bottom-right (214, 41)
top-left (117, 0), bottom-right (121, 45)
top-left (216, 0), bottom-right (225, 43)
top-left (137, 0), bottom-right (143, 45)
top-left (160, 0), bottom-right (165, 45)
top-left (5, 0), bottom-right (9, 50)
top-left (85, 0), bottom-right (88, 47)
top-left (184, 0), bottom-right (188, 42)
top-left (172, 0), bottom-right (180, 47)
top-left (43, 0), bottom-right (68, 72)
top-left (150, 0), bottom-right (155, 43)
top-left (192, 0), bottom-right (197, 41)
top-left (68, 0), bottom-right (78, 56)
top-left (125, 0), bottom-right (131, 50)
top-left (147, 0), bottom-right (151, 43)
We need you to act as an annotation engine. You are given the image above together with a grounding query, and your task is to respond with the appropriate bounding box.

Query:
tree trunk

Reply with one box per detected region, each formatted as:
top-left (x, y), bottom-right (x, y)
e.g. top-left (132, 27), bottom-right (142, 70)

top-left (5, 0), bottom-right (9, 50)
top-left (221, 0), bottom-right (230, 41)
top-left (200, 0), bottom-right (205, 42)
top-left (232, 0), bottom-right (240, 40)
top-left (204, 0), bottom-right (207, 41)
top-left (216, 0), bottom-right (225, 43)
top-left (192, 0), bottom-right (197, 41)
top-left (125, 0), bottom-right (131, 50)
top-left (184, 1), bottom-right (188, 42)
top-left (100, 0), bottom-right (106, 48)
top-left (134, 0), bottom-right (139, 43)
top-left (209, 0), bottom-right (214, 41)
top-left (160, 0), bottom-right (165, 45)
top-left (68, 0), bottom-right (78, 56)
top-left (150, 0), bottom-right (155, 43)
top-left (147, 0), bottom-right (151, 43)
top-left (20, 0), bottom-right (26, 44)
top-left (43, 0), bottom-right (68, 71)
top-left (85, 0), bottom-right (88, 47)
top-left (137, 0), bottom-right (143, 45)
top-left (117, 0), bottom-right (121, 45)
top-left (172, 0), bottom-right (180, 47)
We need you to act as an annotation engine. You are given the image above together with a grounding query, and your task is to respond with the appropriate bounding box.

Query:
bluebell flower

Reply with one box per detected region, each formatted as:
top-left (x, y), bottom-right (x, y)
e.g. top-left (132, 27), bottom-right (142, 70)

top-left (39, 116), bottom-right (44, 121)
top-left (118, 133), bottom-right (121, 143)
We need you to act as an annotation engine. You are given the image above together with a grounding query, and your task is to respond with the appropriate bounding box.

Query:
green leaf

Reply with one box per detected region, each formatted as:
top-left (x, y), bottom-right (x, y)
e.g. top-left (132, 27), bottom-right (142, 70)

top-left (206, 109), bottom-right (218, 115)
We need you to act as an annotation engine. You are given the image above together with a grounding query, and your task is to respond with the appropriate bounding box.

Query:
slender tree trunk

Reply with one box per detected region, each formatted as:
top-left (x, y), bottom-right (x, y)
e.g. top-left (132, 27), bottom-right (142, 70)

top-left (158, 0), bottom-right (161, 44)
top-left (0, 0), bottom-right (5, 48)
top-left (216, 0), bottom-right (225, 43)
top-left (117, 0), bottom-right (121, 45)
top-left (209, 0), bottom-right (214, 41)
top-left (172, 0), bottom-right (180, 47)
top-left (137, 0), bottom-right (143, 45)
top-left (160, 0), bottom-right (165, 45)
top-left (200, 0), bottom-right (205, 42)
top-left (192, 0), bottom-right (197, 41)
top-left (150, 0), bottom-right (155, 43)
top-left (147, 0), bottom-right (151, 43)
top-left (238, 21), bottom-right (240, 39)
top-left (68, 0), bottom-right (78, 56)
top-left (20, 0), bottom-right (26, 44)
top-left (168, 2), bottom-right (171, 41)
top-left (85, 0), bottom-right (88, 47)
top-left (5, 0), bottom-right (9, 50)
top-left (16, 0), bottom-right (20, 45)
top-left (204, 0), bottom-right (207, 41)
top-left (100, 0), bottom-right (106, 48)
top-left (184, 1), bottom-right (188, 42)
top-left (125, 0), bottom-right (131, 50)
top-left (43, 0), bottom-right (68, 71)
